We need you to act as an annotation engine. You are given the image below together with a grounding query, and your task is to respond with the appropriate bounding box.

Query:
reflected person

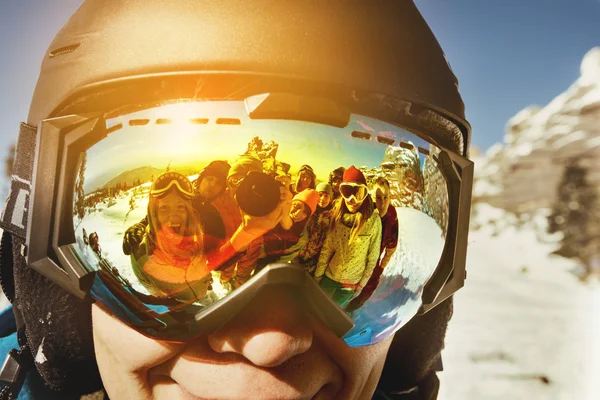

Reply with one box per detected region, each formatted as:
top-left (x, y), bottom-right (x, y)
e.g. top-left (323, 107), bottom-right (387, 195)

top-left (129, 172), bottom-right (212, 302)
top-left (314, 166), bottom-right (382, 309)
top-left (347, 177), bottom-right (399, 311)
top-left (292, 182), bottom-right (335, 275)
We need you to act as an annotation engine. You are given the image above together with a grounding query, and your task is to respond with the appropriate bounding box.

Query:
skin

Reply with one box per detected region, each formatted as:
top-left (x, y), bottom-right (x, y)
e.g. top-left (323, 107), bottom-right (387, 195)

top-left (198, 175), bottom-right (224, 201)
top-left (156, 191), bottom-right (188, 242)
top-left (289, 200), bottom-right (309, 223)
top-left (317, 192), bottom-right (331, 209)
top-left (298, 171), bottom-right (313, 190)
top-left (373, 186), bottom-right (391, 218)
top-left (93, 286), bottom-right (393, 400)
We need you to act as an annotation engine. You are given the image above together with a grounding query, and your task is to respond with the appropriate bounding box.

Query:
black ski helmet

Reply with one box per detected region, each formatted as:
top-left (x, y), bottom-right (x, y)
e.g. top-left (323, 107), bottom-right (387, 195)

top-left (3, 0), bottom-right (471, 396)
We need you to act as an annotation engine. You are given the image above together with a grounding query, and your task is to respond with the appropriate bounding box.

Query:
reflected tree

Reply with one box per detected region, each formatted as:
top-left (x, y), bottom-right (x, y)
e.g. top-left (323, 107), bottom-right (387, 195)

top-left (74, 153), bottom-right (87, 220)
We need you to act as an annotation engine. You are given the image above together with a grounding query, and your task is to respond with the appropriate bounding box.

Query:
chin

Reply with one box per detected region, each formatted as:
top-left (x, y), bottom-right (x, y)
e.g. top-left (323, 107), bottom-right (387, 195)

top-left (347, 206), bottom-right (360, 214)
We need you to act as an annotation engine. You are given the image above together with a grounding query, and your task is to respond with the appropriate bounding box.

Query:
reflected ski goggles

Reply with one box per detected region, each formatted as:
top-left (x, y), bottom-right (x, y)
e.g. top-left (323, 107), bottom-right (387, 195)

top-left (15, 93), bottom-right (473, 347)
top-left (339, 183), bottom-right (369, 202)
top-left (150, 172), bottom-right (195, 199)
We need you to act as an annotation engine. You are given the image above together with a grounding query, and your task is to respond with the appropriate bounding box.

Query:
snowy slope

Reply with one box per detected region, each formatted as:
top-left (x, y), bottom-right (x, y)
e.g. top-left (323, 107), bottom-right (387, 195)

top-left (439, 206), bottom-right (600, 400)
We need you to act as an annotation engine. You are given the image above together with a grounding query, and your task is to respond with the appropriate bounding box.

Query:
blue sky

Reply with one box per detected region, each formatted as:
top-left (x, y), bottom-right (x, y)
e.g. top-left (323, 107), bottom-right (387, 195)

top-left (415, 0), bottom-right (600, 151)
top-left (1, 1), bottom-right (599, 176)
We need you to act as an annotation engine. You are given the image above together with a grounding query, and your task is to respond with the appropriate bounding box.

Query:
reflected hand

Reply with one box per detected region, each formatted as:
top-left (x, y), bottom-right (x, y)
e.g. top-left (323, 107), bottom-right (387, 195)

top-left (274, 174), bottom-right (292, 188)
top-left (241, 185), bottom-right (293, 236)
top-left (229, 186), bottom-right (293, 252)
top-left (122, 224), bottom-right (145, 255)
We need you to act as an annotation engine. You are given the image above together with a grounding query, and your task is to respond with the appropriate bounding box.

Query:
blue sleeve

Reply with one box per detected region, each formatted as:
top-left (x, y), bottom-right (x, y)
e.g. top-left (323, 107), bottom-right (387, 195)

top-left (0, 305), bottom-right (16, 338)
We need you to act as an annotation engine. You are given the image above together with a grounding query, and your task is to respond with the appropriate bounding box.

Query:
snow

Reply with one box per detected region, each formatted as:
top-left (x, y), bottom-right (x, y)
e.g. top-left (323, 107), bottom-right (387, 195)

top-left (35, 337), bottom-right (47, 365)
top-left (439, 205), bottom-right (600, 400)
top-left (472, 47), bottom-right (600, 214)
top-left (580, 47), bottom-right (600, 85)
top-left (75, 188), bottom-right (151, 293)
top-left (348, 207), bottom-right (445, 344)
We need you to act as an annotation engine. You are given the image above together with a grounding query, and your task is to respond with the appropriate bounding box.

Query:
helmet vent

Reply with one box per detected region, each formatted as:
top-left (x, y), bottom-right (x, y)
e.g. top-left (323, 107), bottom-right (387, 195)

top-left (49, 44), bottom-right (80, 58)
top-left (376, 136), bottom-right (395, 146)
top-left (129, 119), bottom-right (150, 126)
top-left (215, 118), bottom-right (241, 125)
top-left (190, 118), bottom-right (209, 125)
top-left (350, 131), bottom-right (372, 141)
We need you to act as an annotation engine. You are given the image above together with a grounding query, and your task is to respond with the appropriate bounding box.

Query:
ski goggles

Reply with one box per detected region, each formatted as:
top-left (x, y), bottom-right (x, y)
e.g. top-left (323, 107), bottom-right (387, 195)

top-left (150, 172), bottom-right (195, 199)
top-left (339, 183), bottom-right (369, 202)
top-left (4, 92), bottom-right (473, 347)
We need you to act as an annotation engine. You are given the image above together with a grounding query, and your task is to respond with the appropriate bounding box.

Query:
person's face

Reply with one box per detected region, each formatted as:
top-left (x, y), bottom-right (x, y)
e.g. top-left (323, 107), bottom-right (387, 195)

top-left (331, 176), bottom-right (342, 194)
top-left (92, 286), bottom-right (393, 400)
top-left (156, 191), bottom-right (188, 239)
top-left (299, 171), bottom-right (312, 187)
top-left (317, 192), bottom-right (331, 208)
top-left (344, 195), bottom-right (365, 214)
top-left (289, 200), bottom-right (309, 222)
top-left (198, 175), bottom-right (224, 200)
top-left (374, 186), bottom-right (391, 217)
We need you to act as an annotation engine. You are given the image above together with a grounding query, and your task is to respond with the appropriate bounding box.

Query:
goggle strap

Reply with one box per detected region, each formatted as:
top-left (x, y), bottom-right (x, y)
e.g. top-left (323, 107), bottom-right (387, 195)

top-left (0, 123), bottom-right (36, 239)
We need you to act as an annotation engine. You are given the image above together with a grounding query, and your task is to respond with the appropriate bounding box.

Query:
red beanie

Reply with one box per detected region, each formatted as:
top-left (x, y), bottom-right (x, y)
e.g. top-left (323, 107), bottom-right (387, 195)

top-left (343, 165), bottom-right (367, 185)
top-left (293, 188), bottom-right (320, 216)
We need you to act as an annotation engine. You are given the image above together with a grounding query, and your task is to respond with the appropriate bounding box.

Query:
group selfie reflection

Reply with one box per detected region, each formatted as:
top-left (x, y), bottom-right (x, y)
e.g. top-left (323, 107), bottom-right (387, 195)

top-left (73, 124), bottom-right (449, 318)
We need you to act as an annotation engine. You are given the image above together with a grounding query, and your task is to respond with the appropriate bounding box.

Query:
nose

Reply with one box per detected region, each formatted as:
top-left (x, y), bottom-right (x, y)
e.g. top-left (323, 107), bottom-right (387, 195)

top-left (207, 286), bottom-right (313, 367)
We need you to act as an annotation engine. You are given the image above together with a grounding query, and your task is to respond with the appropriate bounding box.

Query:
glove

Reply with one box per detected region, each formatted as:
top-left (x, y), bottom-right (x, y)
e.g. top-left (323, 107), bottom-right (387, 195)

top-left (122, 222), bottom-right (146, 255)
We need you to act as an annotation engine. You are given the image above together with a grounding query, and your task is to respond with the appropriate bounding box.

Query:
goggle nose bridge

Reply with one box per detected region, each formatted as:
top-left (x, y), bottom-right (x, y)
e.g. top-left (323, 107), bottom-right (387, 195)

top-left (187, 263), bottom-right (355, 337)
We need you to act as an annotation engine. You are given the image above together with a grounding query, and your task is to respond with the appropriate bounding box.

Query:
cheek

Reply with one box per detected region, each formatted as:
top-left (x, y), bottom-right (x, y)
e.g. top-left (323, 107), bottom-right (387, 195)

top-left (311, 318), bottom-right (394, 397)
top-left (92, 305), bottom-right (183, 378)
top-left (158, 212), bottom-right (168, 225)
top-left (179, 209), bottom-right (188, 223)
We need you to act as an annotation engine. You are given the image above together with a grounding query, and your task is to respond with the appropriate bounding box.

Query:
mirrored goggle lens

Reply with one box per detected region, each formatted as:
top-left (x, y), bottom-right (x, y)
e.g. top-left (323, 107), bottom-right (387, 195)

top-left (339, 184), bottom-right (368, 202)
top-left (68, 98), bottom-right (450, 347)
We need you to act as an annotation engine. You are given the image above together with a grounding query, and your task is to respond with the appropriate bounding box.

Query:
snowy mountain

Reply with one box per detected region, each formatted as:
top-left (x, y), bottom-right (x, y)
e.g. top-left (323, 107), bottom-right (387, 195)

top-left (360, 143), bottom-right (425, 211)
top-left (473, 47), bottom-right (600, 214)
top-left (98, 166), bottom-right (164, 191)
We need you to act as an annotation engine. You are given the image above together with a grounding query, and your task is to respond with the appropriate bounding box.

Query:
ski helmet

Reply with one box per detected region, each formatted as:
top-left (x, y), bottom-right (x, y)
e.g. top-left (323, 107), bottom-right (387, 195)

top-left (0, 0), bottom-right (473, 396)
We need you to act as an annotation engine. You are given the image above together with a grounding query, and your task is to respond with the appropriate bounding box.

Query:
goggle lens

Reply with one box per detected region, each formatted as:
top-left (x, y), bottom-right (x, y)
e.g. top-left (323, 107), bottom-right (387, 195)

top-left (339, 184), bottom-right (368, 202)
top-left (59, 97), bottom-right (457, 347)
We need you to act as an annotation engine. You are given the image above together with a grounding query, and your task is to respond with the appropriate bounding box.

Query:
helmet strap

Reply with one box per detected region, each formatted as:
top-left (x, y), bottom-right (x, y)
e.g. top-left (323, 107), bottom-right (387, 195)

top-left (0, 123), bottom-right (36, 240)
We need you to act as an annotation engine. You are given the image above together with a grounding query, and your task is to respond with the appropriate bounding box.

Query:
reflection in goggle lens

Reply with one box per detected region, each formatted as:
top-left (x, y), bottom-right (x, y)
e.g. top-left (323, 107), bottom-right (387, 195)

top-left (70, 100), bottom-right (450, 347)
top-left (150, 172), bottom-right (195, 199)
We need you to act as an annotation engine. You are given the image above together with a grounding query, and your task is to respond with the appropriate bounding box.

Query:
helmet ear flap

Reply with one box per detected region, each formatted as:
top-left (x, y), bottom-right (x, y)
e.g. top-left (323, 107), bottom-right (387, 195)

top-left (8, 233), bottom-right (103, 396)
top-left (377, 297), bottom-right (452, 396)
